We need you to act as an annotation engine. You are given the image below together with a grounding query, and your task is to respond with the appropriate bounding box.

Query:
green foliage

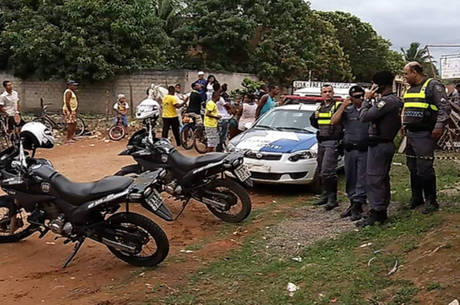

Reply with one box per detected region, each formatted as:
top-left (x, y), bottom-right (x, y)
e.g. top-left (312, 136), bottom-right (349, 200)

top-left (0, 0), bottom-right (169, 81)
top-left (0, 0), bottom-right (408, 85)
top-left (230, 77), bottom-right (265, 97)
top-left (401, 42), bottom-right (439, 77)
top-left (318, 11), bottom-right (405, 81)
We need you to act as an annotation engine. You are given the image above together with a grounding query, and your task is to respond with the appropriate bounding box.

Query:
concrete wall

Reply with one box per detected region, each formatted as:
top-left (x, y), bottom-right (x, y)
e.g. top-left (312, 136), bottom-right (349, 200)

top-left (0, 70), bottom-right (258, 114)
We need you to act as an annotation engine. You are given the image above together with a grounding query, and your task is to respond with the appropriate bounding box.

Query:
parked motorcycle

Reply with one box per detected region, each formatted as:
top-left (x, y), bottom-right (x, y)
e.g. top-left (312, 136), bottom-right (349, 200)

top-left (0, 122), bottom-right (172, 268)
top-left (115, 98), bottom-right (252, 223)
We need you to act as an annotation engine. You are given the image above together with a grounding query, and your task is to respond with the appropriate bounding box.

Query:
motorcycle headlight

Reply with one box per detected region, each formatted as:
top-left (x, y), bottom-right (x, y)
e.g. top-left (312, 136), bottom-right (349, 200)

top-left (288, 146), bottom-right (317, 162)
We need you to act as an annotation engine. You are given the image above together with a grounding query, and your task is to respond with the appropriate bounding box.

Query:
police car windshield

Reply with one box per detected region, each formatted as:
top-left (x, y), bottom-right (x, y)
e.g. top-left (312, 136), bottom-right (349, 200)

top-left (255, 109), bottom-right (316, 133)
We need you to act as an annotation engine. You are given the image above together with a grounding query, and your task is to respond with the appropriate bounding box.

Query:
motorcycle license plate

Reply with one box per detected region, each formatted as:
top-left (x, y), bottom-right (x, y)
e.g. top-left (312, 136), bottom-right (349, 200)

top-left (234, 164), bottom-right (251, 181)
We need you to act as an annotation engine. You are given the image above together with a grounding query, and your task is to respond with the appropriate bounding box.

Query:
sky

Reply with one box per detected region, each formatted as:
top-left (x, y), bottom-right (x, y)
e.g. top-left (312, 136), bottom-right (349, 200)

top-left (309, 0), bottom-right (460, 66)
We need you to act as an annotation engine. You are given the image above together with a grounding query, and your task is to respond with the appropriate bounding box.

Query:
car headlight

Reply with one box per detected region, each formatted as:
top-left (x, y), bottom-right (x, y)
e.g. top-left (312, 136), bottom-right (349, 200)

top-left (288, 146), bottom-right (318, 162)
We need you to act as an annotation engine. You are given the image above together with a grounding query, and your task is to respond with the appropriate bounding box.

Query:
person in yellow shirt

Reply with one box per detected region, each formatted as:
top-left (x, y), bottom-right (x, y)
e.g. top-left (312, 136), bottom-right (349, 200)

top-left (204, 92), bottom-right (222, 152)
top-left (162, 86), bottom-right (184, 146)
top-left (63, 80), bottom-right (79, 144)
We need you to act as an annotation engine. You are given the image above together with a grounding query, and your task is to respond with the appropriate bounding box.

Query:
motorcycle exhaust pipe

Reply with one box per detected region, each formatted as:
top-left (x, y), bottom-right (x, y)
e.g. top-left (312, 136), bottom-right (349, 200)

top-left (102, 237), bottom-right (137, 254)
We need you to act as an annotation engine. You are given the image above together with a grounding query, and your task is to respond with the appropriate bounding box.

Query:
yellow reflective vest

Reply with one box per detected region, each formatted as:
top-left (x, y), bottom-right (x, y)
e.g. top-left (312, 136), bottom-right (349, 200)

top-left (403, 78), bottom-right (438, 130)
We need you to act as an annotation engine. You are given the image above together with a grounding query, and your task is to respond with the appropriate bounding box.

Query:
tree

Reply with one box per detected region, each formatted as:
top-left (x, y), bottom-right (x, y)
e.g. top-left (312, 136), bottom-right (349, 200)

top-left (400, 42), bottom-right (438, 76)
top-left (401, 42), bottom-right (431, 62)
top-left (172, 0), bottom-right (257, 71)
top-left (318, 11), bottom-right (405, 81)
top-left (0, 0), bottom-right (169, 81)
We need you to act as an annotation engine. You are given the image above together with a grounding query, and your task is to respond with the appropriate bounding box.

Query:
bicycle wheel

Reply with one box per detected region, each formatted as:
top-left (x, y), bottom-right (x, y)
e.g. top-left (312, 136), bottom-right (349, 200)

top-left (193, 126), bottom-right (207, 154)
top-left (181, 124), bottom-right (194, 150)
top-left (75, 116), bottom-right (86, 136)
top-left (0, 121), bottom-right (11, 150)
top-left (109, 125), bottom-right (126, 141)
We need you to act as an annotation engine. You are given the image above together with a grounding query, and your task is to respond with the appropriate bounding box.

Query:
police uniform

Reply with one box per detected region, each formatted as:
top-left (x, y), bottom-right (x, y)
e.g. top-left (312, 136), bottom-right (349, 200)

top-left (310, 100), bottom-right (343, 209)
top-left (360, 93), bottom-right (402, 217)
top-left (403, 78), bottom-right (450, 212)
top-left (342, 103), bottom-right (369, 219)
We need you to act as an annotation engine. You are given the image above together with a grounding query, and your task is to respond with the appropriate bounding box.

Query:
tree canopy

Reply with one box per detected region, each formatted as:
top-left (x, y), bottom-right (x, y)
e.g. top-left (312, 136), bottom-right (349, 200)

top-left (0, 0), bottom-right (406, 84)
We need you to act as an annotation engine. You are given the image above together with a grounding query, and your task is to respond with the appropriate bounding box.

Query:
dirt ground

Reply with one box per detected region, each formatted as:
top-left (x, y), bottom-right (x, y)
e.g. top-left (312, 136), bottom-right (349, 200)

top-left (0, 138), bottom-right (296, 305)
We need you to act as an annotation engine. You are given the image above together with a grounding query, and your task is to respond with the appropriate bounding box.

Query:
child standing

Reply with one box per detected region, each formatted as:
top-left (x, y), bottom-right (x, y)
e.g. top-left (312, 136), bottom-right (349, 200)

top-left (113, 94), bottom-right (129, 133)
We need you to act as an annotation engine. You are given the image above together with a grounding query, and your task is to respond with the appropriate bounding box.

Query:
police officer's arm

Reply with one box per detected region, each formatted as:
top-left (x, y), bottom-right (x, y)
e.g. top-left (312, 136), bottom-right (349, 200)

top-left (359, 98), bottom-right (399, 122)
top-left (428, 81), bottom-right (451, 139)
top-left (330, 98), bottom-right (351, 125)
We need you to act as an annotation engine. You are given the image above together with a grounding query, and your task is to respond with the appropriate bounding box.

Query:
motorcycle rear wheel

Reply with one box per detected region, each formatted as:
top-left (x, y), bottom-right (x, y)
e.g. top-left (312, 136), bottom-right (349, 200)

top-left (203, 178), bottom-right (251, 223)
top-left (106, 212), bottom-right (169, 267)
top-left (0, 196), bottom-right (37, 243)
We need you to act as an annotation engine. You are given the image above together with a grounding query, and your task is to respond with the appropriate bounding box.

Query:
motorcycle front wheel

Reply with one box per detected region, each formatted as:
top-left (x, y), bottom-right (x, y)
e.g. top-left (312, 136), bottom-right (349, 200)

top-left (202, 178), bottom-right (252, 223)
top-left (106, 212), bottom-right (169, 267)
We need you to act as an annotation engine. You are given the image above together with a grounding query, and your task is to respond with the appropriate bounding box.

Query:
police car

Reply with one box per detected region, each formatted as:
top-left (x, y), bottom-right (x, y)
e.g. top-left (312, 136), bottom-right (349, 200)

top-left (227, 104), bottom-right (343, 185)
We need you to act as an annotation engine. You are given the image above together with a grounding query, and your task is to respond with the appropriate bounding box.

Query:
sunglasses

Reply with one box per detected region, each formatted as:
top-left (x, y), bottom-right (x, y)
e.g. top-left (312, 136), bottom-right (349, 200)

top-left (351, 94), bottom-right (364, 99)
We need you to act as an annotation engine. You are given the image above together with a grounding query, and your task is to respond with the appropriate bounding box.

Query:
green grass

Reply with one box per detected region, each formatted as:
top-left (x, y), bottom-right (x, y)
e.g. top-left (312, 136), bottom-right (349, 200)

top-left (158, 210), bottom-right (447, 305)
top-left (141, 151), bottom-right (460, 305)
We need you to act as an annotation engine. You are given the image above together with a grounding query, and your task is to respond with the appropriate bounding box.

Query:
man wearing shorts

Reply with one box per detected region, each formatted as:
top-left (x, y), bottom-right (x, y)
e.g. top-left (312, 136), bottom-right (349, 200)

top-left (204, 92), bottom-right (221, 152)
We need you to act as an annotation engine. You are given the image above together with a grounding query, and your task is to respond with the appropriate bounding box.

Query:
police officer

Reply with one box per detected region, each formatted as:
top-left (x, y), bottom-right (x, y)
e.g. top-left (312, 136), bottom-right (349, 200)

top-left (402, 62), bottom-right (451, 213)
top-left (357, 71), bottom-right (403, 227)
top-left (310, 84), bottom-right (343, 211)
top-left (330, 86), bottom-right (369, 221)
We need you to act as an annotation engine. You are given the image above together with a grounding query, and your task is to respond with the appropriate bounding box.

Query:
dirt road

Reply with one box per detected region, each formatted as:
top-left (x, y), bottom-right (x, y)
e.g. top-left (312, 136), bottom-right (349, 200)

top-left (0, 138), bottom-right (296, 305)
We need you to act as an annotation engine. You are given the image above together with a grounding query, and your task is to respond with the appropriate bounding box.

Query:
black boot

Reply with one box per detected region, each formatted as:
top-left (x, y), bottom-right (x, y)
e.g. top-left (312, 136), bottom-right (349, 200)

top-left (350, 201), bottom-right (363, 221)
top-left (340, 203), bottom-right (352, 218)
top-left (409, 174), bottom-right (424, 209)
top-left (355, 209), bottom-right (387, 227)
top-left (422, 175), bottom-right (439, 214)
top-left (314, 191), bottom-right (328, 206)
top-left (324, 193), bottom-right (339, 211)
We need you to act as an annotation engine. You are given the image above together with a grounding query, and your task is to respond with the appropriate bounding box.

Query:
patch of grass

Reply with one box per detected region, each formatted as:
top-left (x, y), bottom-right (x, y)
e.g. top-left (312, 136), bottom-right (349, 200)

top-left (426, 281), bottom-right (442, 291)
top-left (158, 209), bottom-right (447, 305)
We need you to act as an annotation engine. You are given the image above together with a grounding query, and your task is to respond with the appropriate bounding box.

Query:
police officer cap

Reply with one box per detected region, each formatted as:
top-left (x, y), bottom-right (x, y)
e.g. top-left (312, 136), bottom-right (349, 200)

top-left (372, 71), bottom-right (394, 87)
top-left (349, 85), bottom-right (365, 97)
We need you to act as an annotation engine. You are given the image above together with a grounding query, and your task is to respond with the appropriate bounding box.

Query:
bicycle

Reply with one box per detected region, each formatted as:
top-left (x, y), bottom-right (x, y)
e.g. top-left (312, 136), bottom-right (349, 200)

top-left (193, 124), bottom-right (207, 154)
top-left (180, 114), bottom-right (197, 150)
top-left (34, 98), bottom-right (86, 136)
top-left (108, 115), bottom-right (127, 141)
top-left (0, 114), bottom-right (22, 150)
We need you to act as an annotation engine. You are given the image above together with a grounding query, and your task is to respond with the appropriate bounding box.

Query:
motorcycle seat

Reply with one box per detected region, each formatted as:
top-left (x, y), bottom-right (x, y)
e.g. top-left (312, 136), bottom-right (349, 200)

top-left (50, 173), bottom-right (134, 205)
top-left (169, 150), bottom-right (228, 172)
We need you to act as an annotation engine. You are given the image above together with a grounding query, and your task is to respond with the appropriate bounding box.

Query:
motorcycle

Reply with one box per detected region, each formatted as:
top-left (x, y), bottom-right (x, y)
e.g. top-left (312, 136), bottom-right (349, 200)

top-left (0, 122), bottom-right (172, 268)
top-left (115, 98), bottom-right (253, 223)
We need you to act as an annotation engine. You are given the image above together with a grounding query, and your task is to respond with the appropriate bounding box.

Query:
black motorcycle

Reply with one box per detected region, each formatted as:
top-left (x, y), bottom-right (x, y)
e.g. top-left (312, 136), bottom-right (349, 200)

top-left (0, 140), bottom-right (172, 268)
top-left (115, 127), bottom-right (253, 223)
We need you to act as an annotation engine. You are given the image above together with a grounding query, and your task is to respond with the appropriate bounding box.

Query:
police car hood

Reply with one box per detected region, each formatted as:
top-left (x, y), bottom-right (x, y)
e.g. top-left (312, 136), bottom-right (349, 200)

top-left (230, 128), bottom-right (317, 153)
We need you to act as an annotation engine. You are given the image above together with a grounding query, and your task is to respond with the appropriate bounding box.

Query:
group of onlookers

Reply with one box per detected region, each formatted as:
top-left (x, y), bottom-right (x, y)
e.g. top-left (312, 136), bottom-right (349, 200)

top-left (158, 71), bottom-right (281, 152)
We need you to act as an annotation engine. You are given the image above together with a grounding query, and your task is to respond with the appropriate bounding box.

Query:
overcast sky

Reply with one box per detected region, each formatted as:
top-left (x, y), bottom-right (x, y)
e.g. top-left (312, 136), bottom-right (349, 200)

top-left (309, 0), bottom-right (460, 64)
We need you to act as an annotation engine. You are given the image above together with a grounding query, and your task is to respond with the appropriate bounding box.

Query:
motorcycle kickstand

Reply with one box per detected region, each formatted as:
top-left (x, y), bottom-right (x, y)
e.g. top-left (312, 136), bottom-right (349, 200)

top-left (62, 238), bottom-right (85, 269)
top-left (173, 199), bottom-right (191, 221)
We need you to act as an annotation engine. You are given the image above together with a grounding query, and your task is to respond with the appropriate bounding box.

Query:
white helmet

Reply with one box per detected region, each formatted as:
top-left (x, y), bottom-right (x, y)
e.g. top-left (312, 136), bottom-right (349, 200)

top-left (136, 98), bottom-right (160, 120)
top-left (20, 122), bottom-right (54, 149)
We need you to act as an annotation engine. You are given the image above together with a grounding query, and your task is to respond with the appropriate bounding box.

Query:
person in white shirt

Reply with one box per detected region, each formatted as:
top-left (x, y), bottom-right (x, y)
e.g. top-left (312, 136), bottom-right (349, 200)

top-left (216, 94), bottom-right (232, 152)
top-left (0, 80), bottom-right (24, 133)
top-left (238, 94), bottom-right (257, 131)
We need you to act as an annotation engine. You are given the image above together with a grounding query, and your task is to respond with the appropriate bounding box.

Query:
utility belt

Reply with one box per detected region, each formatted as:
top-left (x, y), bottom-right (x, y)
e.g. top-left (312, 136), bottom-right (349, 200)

top-left (317, 135), bottom-right (342, 143)
top-left (368, 137), bottom-right (392, 147)
top-left (343, 141), bottom-right (368, 152)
